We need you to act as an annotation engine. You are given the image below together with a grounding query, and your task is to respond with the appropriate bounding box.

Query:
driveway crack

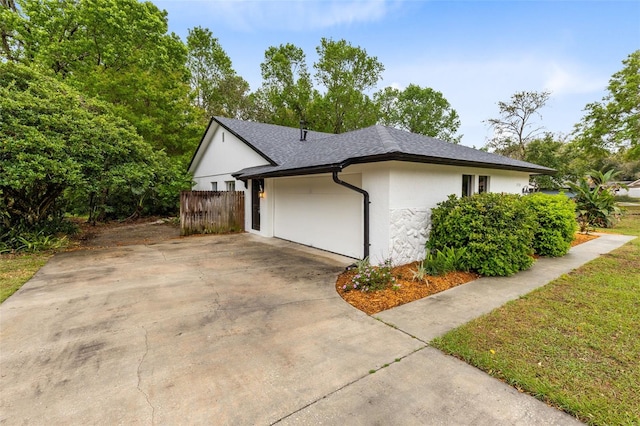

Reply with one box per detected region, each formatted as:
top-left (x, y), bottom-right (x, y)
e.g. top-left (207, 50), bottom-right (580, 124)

top-left (271, 346), bottom-right (427, 425)
top-left (373, 316), bottom-right (430, 345)
top-left (137, 326), bottom-right (156, 424)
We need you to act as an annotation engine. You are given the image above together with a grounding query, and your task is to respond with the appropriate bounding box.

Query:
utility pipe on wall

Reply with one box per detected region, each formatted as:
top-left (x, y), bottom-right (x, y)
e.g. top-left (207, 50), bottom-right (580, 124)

top-left (332, 171), bottom-right (370, 259)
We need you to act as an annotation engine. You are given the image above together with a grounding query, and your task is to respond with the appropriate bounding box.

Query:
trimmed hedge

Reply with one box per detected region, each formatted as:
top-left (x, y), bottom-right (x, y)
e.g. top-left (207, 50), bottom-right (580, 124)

top-left (523, 193), bottom-right (577, 257)
top-left (427, 192), bottom-right (578, 276)
top-left (427, 193), bottom-right (535, 276)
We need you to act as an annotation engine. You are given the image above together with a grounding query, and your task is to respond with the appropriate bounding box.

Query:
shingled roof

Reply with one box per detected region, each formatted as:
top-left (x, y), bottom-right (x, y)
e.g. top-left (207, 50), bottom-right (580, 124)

top-left (196, 116), bottom-right (555, 179)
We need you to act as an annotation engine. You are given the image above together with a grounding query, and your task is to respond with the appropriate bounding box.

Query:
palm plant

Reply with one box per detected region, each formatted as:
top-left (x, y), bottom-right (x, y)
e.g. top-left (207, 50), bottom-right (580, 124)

top-left (568, 169), bottom-right (626, 231)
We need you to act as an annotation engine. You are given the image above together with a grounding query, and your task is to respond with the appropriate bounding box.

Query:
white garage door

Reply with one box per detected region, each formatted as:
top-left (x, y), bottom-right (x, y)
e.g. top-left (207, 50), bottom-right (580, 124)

top-left (273, 174), bottom-right (363, 259)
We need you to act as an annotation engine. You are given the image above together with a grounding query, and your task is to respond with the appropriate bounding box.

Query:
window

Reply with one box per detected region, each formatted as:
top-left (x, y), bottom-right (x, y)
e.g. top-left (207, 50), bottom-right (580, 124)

top-left (225, 180), bottom-right (235, 191)
top-left (462, 174), bottom-right (474, 197)
top-left (478, 175), bottom-right (490, 194)
top-left (211, 182), bottom-right (218, 191)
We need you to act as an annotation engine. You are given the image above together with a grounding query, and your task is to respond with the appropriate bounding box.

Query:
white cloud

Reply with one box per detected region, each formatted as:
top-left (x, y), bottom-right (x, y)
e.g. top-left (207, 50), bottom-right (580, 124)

top-left (187, 0), bottom-right (396, 32)
top-left (382, 54), bottom-right (610, 146)
top-left (542, 62), bottom-right (606, 96)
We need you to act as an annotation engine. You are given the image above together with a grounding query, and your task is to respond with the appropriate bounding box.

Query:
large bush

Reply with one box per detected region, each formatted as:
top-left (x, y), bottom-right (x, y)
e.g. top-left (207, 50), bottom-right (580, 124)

top-left (523, 193), bottom-right (577, 257)
top-left (427, 193), bottom-right (535, 276)
top-left (1, 63), bottom-right (190, 250)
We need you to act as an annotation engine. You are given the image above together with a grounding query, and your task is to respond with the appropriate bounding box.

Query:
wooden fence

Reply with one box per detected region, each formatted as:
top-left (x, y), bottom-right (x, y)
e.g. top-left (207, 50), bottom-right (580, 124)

top-left (180, 191), bottom-right (245, 236)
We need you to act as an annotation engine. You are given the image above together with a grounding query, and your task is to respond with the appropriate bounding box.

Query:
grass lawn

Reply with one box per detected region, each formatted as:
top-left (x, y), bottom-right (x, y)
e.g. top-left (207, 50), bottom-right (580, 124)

top-left (0, 253), bottom-right (52, 303)
top-left (432, 206), bottom-right (640, 425)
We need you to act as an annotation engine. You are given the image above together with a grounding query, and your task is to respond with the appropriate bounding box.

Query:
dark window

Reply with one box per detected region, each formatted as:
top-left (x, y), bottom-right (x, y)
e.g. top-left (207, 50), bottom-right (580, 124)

top-left (225, 180), bottom-right (235, 191)
top-left (211, 182), bottom-right (218, 191)
top-left (462, 175), bottom-right (474, 197)
top-left (478, 175), bottom-right (490, 194)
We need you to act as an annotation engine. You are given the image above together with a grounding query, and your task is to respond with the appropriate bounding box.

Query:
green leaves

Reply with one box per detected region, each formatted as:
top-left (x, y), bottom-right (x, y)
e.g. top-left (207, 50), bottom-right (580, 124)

top-left (375, 84), bottom-right (462, 142)
top-left (421, 247), bottom-right (468, 276)
top-left (255, 43), bottom-right (315, 128)
top-left (567, 169), bottom-right (624, 230)
top-left (187, 26), bottom-right (249, 119)
top-left (3, 0), bottom-right (200, 157)
top-left (427, 193), bottom-right (536, 276)
top-left (0, 63), bottom-right (190, 244)
top-left (523, 193), bottom-right (577, 257)
top-left (574, 50), bottom-right (640, 160)
top-left (314, 38), bottom-right (384, 134)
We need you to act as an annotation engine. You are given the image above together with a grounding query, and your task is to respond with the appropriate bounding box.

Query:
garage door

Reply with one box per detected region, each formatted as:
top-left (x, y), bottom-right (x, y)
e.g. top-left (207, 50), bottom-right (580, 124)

top-left (273, 174), bottom-right (362, 259)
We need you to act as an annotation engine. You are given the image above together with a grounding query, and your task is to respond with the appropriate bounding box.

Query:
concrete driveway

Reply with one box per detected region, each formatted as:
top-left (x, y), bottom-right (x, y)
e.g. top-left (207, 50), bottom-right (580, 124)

top-left (1, 234), bottom-right (421, 424)
top-left (1, 232), bottom-right (611, 424)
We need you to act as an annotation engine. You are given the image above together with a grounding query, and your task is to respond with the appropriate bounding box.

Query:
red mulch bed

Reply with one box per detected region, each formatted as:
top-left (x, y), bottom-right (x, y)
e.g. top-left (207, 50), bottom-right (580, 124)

top-left (336, 233), bottom-right (600, 315)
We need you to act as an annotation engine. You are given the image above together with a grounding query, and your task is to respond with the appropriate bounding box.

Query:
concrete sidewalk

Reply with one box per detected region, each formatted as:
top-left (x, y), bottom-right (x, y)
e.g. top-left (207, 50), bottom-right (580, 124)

top-left (282, 233), bottom-right (635, 425)
top-left (375, 233), bottom-right (636, 342)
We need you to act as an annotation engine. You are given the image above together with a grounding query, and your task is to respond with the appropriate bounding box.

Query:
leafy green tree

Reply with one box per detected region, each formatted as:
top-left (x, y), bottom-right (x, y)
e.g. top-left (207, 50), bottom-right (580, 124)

top-left (2, 0), bottom-right (201, 157)
top-left (0, 0), bottom-right (20, 61)
top-left (574, 50), bottom-right (640, 160)
top-left (485, 90), bottom-right (551, 160)
top-left (313, 38), bottom-right (384, 133)
top-left (254, 43), bottom-right (316, 127)
top-left (523, 134), bottom-right (585, 189)
top-left (375, 84), bottom-right (461, 142)
top-left (186, 26), bottom-right (250, 119)
top-left (0, 63), bottom-right (189, 241)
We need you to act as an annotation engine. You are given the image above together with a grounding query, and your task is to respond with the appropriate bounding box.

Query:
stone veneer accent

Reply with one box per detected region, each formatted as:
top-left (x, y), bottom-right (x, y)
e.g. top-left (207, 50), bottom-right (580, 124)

top-left (389, 208), bottom-right (430, 264)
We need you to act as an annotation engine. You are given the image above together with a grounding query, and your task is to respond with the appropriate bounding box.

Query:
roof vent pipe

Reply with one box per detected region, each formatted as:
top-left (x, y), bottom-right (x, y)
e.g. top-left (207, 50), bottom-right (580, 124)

top-left (299, 120), bottom-right (307, 141)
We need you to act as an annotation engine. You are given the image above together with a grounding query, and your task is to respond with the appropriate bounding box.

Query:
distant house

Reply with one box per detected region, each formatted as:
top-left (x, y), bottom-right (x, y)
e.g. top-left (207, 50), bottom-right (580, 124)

top-left (618, 179), bottom-right (640, 199)
top-left (188, 117), bottom-right (554, 264)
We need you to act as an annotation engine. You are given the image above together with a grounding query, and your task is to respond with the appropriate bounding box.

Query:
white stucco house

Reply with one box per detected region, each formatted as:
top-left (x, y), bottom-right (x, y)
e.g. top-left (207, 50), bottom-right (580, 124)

top-left (188, 117), bottom-right (554, 264)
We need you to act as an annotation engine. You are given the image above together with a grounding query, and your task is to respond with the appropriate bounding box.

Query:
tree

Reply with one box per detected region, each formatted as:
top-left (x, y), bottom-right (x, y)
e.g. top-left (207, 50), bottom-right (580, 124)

top-left (485, 90), bottom-right (551, 160)
top-left (254, 43), bottom-right (316, 127)
top-left (313, 38), bottom-right (384, 133)
top-left (1, 0), bottom-right (201, 157)
top-left (523, 134), bottom-right (584, 189)
top-left (375, 84), bottom-right (461, 142)
top-left (574, 50), bottom-right (640, 160)
top-left (0, 0), bottom-right (20, 61)
top-left (186, 26), bottom-right (249, 119)
top-left (0, 63), bottom-right (189, 242)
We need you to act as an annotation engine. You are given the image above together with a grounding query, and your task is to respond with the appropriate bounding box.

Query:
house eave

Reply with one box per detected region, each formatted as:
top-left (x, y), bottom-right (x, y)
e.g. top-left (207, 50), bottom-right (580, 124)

top-left (234, 152), bottom-right (556, 180)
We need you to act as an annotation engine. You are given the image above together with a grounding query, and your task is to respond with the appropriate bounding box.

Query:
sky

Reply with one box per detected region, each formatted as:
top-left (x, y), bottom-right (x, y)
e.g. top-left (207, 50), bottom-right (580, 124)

top-left (151, 0), bottom-right (639, 147)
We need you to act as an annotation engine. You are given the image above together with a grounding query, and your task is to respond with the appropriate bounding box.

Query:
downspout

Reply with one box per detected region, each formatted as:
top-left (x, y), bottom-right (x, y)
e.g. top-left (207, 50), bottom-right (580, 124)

top-left (332, 170), bottom-right (370, 260)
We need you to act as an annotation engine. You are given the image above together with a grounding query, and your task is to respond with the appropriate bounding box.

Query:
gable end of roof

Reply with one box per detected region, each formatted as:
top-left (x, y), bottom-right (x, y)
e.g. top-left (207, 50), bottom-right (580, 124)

top-left (212, 117), bottom-right (277, 166)
top-left (187, 117), bottom-right (277, 173)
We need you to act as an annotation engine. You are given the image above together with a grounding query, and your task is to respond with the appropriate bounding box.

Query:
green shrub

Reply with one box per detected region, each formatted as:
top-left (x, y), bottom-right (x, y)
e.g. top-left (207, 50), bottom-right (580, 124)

top-left (422, 247), bottom-right (467, 276)
top-left (0, 218), bottom-right (75, 254)
top-left (343, 258), bottom-right (397, 292)
top-left (568, 169), bottom-right (624, 230)
top-left (523, 193), bottom-right (577, 257)
top-left (427, 193), bottom-right (535, 276)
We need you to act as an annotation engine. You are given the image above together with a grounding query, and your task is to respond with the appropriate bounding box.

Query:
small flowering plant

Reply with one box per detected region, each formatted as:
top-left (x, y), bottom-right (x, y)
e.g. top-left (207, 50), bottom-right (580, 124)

top-left (342, 258), bottom-right (397, 292)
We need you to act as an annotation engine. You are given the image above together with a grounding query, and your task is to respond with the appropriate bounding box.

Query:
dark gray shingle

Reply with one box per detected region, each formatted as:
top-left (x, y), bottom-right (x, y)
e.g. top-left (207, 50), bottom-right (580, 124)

top-left (210, 117), bottom-right (555, 179)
